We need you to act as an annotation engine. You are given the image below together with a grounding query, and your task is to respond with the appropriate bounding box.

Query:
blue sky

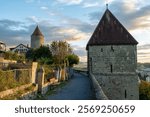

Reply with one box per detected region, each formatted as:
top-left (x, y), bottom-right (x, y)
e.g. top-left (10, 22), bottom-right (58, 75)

top-left (0, 0), bottom-right (150, 63)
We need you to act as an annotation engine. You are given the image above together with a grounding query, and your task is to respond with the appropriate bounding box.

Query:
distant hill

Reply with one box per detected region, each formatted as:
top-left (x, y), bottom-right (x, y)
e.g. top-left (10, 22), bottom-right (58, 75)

top-left (137, 63), bottom-right (150, 70)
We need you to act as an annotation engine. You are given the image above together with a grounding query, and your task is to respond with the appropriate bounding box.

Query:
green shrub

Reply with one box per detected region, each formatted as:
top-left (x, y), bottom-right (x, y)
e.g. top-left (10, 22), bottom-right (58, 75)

top-left (139, 80), bottom-right (150, 100)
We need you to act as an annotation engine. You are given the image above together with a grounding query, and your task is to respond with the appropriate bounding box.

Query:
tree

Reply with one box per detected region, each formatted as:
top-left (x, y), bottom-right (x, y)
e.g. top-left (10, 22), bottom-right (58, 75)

top-left (26, 46), bottom-right (53, 64)
top-left (50, 41), bottom-right (72, 65)
top-left (4, 51), bottom-right (25, 62)
top-left (66, 54), bottom-right (79, 67)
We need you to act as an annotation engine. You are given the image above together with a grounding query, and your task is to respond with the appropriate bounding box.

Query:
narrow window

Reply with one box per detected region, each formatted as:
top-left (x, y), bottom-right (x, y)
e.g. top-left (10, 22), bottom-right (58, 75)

top-left (111, 46), bottom-right (114, 52)
top-left (101, 48), bottom-right (103, 52)
top-left (125, 90), bottom-right (127, 99)
top-left (90, 58), bottom-right (93, 72)
top-left (110, 64), bottom-right (113, 73)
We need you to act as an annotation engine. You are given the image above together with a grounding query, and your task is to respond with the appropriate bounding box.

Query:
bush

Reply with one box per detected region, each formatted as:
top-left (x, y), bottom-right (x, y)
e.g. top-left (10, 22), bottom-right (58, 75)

top-left (139, 80), bottom-right (150, 100)
top-left (42, 65), bottom-right (54, 83)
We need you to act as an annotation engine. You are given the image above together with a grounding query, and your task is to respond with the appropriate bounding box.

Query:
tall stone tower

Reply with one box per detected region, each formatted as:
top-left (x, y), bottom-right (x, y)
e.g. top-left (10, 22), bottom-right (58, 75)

top-left (86, 8), bottom-right (139, 100)
top-left (31, 25), bottom-right (44, 48)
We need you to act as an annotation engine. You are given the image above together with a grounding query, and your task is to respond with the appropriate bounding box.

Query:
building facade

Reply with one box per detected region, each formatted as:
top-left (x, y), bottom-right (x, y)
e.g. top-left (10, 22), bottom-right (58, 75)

top-left (86, 8), bottom-right (139, 100)
top-left (31, 26), bottom-right (44, 49)
top-left (10, 44), bottom-right (30, 54)
top-left (0, 41), bottom-right (6, 52)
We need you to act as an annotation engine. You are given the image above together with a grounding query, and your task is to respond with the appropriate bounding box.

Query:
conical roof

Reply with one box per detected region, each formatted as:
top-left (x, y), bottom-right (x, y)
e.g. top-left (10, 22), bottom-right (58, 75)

top-left (31, 25), bottom-right (44, 36)
top-left (86, 9), bottom-right (138, 50)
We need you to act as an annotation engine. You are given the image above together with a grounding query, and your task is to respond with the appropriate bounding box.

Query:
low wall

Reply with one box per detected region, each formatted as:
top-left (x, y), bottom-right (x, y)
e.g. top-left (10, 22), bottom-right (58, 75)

top-left (89, 72), bottom-right (108, 100)
top-left (0, 84), bottom-right (33, 99)
top-left (0, 67), bottom-right (73, 100)
top-left (20, 85), bottom-right (38, 100)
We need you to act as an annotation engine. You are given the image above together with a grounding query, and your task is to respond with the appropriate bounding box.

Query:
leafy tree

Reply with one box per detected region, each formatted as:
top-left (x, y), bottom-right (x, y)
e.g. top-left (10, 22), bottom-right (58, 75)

top-left (66, 54), bottom-right (79, 67)
top-left (50, 41), bottom-right (72, 65)
top-left (26, 46), bottom-right (53, 64)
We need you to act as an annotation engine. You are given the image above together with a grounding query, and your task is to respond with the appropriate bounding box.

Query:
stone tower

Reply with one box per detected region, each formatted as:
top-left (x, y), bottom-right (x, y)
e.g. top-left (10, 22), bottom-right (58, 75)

top-left (31, 26), bottom-right (44, 48)
top-left (86, 8), bottom-right (139, 100)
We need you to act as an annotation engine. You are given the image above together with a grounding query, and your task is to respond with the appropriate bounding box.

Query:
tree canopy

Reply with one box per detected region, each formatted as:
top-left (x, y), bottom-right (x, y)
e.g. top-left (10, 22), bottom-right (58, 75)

top-left (50, 41), bottom-right (72, 65)
top-left (26, 46), bottom-right (53, 64)
top-left (66, 54), bottom-right (79, 67)
top-left (25, 41), bottom-right (79, 66)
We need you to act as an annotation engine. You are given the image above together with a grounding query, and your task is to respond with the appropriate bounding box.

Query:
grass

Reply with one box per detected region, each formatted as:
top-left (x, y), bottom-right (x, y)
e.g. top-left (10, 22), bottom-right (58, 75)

top-left (0, 69), bottom-right (31, 92)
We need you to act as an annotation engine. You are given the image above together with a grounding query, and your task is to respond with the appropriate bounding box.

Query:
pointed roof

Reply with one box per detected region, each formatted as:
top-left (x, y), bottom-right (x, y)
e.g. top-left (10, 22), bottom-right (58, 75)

top-left (31, 25), bottom-right (44, 36)
top-left (86, 9), bottom-right (138, 50)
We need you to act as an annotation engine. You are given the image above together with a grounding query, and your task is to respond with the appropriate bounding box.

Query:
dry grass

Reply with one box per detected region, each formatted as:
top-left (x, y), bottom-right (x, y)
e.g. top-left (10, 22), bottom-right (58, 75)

top-left (0, 69), bottom-right (31, 92)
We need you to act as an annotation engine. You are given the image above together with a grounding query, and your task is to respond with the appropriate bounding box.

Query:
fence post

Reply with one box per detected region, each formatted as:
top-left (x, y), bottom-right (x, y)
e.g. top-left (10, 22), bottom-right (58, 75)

top-left (32, 62), bottom-right (38, 84)
top-left (37, 67), bottom-right (45, 93)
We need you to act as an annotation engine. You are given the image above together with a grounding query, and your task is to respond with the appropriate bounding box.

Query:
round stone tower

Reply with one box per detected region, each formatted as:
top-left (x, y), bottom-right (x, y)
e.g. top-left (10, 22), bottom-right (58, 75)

top-left (31, 25), bottom-right (44, 49)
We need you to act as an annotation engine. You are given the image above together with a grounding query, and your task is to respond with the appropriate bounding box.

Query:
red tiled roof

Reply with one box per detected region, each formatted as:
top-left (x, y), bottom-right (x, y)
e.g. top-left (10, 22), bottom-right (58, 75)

top-left (31, 25), bottom-right (44, 36)
top-left (86, 9), bottom-right (138, 50)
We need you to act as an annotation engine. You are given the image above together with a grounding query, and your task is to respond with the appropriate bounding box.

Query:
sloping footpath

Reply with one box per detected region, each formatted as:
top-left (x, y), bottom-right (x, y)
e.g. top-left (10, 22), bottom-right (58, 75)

top-left (46, 73), bottom-right (95, 100)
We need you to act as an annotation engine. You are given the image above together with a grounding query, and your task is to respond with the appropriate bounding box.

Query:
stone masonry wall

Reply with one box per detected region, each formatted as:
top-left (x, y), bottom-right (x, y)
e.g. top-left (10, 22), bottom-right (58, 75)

top-left (95, 74), bottom-right (139, 100)
top-left (88, 45), bottom-right (137, 74)
top-left (88, 45), bottom-right (139, 100)
top-left (31, 35), bottom-right (44, 48)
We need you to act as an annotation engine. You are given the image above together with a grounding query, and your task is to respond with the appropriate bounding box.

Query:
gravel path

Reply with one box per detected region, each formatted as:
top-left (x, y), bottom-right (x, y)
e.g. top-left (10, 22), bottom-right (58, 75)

top-left (47, 73), bottom-right (95, 100)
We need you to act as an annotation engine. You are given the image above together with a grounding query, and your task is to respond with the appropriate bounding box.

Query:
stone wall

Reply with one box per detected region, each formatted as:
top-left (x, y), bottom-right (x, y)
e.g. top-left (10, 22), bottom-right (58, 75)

top-left (95, 74), bottom-right (139, 100)
top-left (88, 45), bottom-right (137, 74)
top-left (0, 84), bottom-right (33, 99)
top-left (88, 45), bottom-right (139, 100)
top-left (89, 72), bottom-right (108, 100)
top-left (31, 35), bottom-right (44, 48)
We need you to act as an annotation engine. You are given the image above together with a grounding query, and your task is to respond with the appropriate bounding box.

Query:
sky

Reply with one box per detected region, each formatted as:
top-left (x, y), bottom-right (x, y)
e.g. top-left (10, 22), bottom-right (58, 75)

top-left (0, 0), bottom-right (150, 63)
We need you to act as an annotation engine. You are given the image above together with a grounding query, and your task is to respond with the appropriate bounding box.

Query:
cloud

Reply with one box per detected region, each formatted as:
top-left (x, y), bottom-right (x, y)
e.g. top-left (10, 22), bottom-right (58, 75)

top-left (0, 19), bottom-right (30, 46)
top-left (56, 16), bottom-right (95, 33)
top-left (137, 44), bottom-right (150, 50)
top-left (88, 1), bottom-right (150, 32)
top-left (27, 16), bottom-right (39, 23)
top-left (56, 0), bottom-right (82, 5)
top-left (40, 6), bottom-right (49, 10)
top-left (83, 2), bottom-right (99, 8)
top-left (71, 45), bottom-right (87, 62)
top-left (73, 46), bottom-right (86, 56)
top-left (137, 44), bottom-right (150, 63)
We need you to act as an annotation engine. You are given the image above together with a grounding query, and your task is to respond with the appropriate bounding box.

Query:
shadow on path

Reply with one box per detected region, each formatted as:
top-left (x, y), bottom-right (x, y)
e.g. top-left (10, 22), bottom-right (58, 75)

top-left (47, 73), bottom-right (95, 100)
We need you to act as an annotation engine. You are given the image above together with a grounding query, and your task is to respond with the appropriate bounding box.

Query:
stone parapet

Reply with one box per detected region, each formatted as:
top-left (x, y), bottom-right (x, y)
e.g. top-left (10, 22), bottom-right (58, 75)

top-left (89, 72), bottom-right (108, 100)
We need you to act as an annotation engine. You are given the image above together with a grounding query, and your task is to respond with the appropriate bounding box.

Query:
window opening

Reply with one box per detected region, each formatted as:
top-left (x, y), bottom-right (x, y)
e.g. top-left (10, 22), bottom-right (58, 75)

top-left (125, 90), bottom-right (127, 99)
top-left (111, 46), bottom-right (114, 52)
top-left (111, 64), bottom-right (113, 73)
